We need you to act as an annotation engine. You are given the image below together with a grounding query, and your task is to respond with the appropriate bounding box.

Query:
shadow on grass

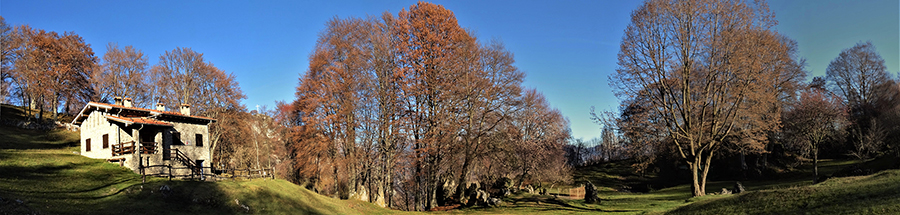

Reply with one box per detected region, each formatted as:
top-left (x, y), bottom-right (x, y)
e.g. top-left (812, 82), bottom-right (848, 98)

top-left (0, 125), bottom-right (79, 150)
top-left (667, 170), bottom-right (900, 215)
top-left (500, 194), bottom-right (638, 213)
top-left (234, 185), bottom-right (331, 214)
top-left (0, 160), bottom-right (143, 205)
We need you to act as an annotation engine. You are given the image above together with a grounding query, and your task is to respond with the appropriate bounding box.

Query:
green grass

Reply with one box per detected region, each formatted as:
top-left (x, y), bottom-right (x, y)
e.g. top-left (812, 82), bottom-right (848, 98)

top-left (0, 125), bottom-right (402, 214)
top-left (1, 105), bottom-right (898, 214)
top-left (666, 170), bottom-right (900, 215)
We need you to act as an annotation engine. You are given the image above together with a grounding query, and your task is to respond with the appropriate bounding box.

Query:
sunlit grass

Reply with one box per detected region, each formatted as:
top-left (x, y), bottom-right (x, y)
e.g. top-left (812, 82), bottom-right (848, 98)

top-left (0, 125), bottom-right (401, 214)
top-left (666, 170), bottom-right (900, 214)
top-left (1, 113), bottom-right (897, 214)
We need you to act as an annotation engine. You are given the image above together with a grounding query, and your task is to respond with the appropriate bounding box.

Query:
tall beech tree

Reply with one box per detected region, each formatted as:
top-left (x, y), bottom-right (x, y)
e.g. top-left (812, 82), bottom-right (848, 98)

top-left (827, 41), bottom-right (891, 120)
top-left (507, 89), bottom-right (571, 188)
top-left (286, 2), bottom-right (569, 211)
top-left (150, 47), bottom-right (244, 113)
top-left (95, 43), bottom-right (150, 106)
top-left (784, 81), bottom-right (846, 183)
top-left (8, 25), bottom-right (96, 120)
top-left (391, 2), bottom-right (478, 210)
top-left (151, 47), bottom-right (246, 169)
top-left (611, 0), bottom-right (804, 196)
top-left (826, 42), bottom-right (893, 158)
top-left (1, 16), bottom-right (13, 110)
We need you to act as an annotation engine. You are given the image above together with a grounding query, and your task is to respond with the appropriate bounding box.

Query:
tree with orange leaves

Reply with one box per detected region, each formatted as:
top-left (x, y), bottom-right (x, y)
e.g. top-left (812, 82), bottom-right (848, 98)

top-left (287, 2), bottom-right (569, 211)
top-left (611, 0), bottom-right (805, 196)
top-left (784, 80), bottom-right (847, 183)
top-left (150, 47), bottom-right (246, 171)
top-left (7, 25), bottom-right (97, 120)
top-left (94, 43), bottom-right (150, 107)
top-left (392, 2), bottom-right (480, 209)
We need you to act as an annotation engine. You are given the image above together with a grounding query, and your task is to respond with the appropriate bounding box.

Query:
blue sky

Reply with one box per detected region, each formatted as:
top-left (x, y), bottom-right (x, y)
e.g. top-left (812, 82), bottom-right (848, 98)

top-left (2, 0), bottom-right (898, 141)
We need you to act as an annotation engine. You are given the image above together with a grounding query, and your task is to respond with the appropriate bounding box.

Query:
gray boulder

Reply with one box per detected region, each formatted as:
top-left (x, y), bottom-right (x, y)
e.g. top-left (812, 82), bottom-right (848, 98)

top-left (583, 181), bottom-right (601, 204)
top-left (500, 188), bottom-right (512, 197)
top-left (733, 181), bottom-right (745, 194)
top-left (524, 185), bottom-right (535, 194)
top-left (476, 190), bottom-right (491, 206)
top-left (488, 197), bottom-right (502, 206)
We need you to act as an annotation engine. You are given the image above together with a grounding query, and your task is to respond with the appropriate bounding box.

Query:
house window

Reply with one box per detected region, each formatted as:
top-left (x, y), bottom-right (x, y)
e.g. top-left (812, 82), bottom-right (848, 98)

top-left (102, 134), bottom-right (109, 149)
top-left (172, 131), bottom-right (184, 145)
top-left (86, 138), bottom-right (91, 152)
top-left (196, 134), bottom-right (203, 147)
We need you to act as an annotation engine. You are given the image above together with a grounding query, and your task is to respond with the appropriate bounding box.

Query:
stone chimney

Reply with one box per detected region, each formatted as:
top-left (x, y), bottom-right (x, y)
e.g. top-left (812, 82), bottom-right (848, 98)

top-left (123, 97), bottom-right (133, 108)
top-left (180, 104), bottom-right (191, 115)
top-left (114, 96), bottom-right (123, 106)
top-left (156, 103), bottom-right (166, 111)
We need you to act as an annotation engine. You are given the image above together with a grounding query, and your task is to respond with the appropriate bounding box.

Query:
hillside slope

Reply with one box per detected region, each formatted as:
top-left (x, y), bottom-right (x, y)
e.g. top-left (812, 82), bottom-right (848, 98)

top-left (0, 125), bottom-right (401, 215)
top-left (666, 169), bottom-right (900, 214)
top-left (2, 102), bottom-right (898, 214)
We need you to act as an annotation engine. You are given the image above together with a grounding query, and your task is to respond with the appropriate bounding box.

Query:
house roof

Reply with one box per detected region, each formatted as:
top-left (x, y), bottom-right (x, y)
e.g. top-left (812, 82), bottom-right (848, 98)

top-left (105, 115), bottom-right (173, 127)
top-left (72, 102), bottom-right (217, 126)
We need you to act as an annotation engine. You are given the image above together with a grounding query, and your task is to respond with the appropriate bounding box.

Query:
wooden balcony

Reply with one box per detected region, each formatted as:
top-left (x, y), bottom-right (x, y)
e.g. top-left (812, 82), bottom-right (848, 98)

top-left (112, 141), bottom-right (158, 156)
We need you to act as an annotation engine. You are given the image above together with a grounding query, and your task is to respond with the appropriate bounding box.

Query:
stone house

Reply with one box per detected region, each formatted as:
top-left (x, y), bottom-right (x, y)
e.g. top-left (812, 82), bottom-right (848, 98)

top-left (71, 97), bottom-right (216, 177)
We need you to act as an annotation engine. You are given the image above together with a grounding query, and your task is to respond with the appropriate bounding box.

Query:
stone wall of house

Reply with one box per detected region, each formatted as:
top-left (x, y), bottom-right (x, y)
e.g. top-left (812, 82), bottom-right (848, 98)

top-left (79, 110), bottom-right (212, 176)
top-left (170, 121), bottom-right (211, 163)
top-left (143, 121), bottom-right (210, 177)
top-left (80, 111), bottom-right (136, 165)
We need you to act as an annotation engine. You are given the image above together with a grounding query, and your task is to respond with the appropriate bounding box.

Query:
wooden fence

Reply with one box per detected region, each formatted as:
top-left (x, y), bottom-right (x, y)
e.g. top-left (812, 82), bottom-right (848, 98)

top-left (568, 186), bottom-right (585, 199)
top-left (140, 164), bottom-right (275, 181)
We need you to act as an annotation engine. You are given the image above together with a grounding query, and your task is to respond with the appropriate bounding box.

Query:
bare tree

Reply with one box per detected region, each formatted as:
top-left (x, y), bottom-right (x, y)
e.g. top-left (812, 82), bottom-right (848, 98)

top-left (95, 43), bottom-right (150, 106)
top-left (285, 3), bottom-right (567, 210)
top-left (150, 47), bottom-right (246, 171)
top-left (826, 41), bottom-right (893, 157)
top-left (784, 83), bottom-right (847, 183)
top-left (611, 0), bottom-right (802, 196)
top-left (1, 16), bottom-right (14, 110)
top-left (827, 41), bottom-right (891, 120)
top-left (8, 26), bottom-right (97, 120)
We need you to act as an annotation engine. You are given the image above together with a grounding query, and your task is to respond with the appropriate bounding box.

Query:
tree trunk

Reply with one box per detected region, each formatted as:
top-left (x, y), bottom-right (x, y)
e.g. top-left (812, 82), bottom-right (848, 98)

top-left (813, 146), bottom-right (819, 183)
top-left (740, 150), bottom-right (747, 170)
top-left (414, 161), bottom-right (422, 211)
top-left (761, 143), bottom-right (770, 169)
top-left (455, 152), bottom-right (471, 202)
top-left (52, 93), bottom-right (59, 121)
top-left (700, 150), bottom-right (714, 196)
top-left (690, 160), bottom-right (702, 196)
top-left (254, 138), bottom-right (261, 169)
top-left (38, 95), bottom-right (44, 120)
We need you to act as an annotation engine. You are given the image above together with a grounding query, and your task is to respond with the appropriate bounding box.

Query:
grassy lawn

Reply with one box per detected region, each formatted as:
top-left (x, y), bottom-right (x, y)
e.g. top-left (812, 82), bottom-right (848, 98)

top-left (666, 169), bottom-right (900, 215)
top-left (0, 125), bottom-right (401, 214)
top-left (0, 122), bottom-right (696, 215)
top-left (1, 106), bottom-right (897, 214)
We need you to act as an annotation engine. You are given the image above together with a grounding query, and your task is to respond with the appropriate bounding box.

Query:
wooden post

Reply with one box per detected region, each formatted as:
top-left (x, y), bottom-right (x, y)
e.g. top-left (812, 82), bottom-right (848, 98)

top-left (168, 165), bottom-right (172, 181)
top-left (134, 127), bottom-right (144, 183)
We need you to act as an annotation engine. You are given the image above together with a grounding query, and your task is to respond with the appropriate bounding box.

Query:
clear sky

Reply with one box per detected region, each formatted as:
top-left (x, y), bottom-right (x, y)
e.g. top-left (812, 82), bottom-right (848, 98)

top-left (2, 0), bottom-right (898, 141)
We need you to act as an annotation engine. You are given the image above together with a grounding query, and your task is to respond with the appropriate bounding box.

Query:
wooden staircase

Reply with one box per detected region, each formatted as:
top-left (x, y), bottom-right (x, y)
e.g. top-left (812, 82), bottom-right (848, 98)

top-left (167, 148), bottom-right (201, 177)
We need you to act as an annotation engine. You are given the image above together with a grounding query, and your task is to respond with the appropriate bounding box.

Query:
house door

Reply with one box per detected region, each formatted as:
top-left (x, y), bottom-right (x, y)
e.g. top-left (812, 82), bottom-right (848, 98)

top-left (140, 130), bottom-right (156, 142)
top-left (162, 130), bottom-right (171, 160)
top-left (196, 160), bottom-right (205, 180)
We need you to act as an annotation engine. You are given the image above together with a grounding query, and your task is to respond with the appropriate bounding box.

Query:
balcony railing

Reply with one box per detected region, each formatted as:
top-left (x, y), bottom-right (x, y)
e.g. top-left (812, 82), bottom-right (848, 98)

top-left (112, 141), bottom-right (157, 156)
